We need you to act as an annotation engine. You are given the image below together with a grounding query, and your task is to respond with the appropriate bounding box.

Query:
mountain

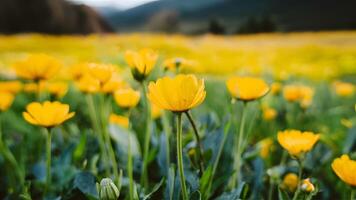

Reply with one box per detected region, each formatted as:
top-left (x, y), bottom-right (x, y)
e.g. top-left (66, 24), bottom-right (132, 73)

top-left (101, 0), bottom-right (356, 34)
top-left (0, 0), bottom-right (113, 34)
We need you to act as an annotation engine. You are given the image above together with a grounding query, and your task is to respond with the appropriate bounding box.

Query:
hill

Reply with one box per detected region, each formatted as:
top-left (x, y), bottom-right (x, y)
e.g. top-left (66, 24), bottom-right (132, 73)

top-left (0, 0), bottom-right (113, 34)
top-left (103, 0), bottom-right (356, 34)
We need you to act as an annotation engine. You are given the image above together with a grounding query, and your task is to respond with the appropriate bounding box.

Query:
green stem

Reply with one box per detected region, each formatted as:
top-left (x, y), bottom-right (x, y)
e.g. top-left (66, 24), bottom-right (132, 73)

top-left (140, 82), bottom-right (151, 188)
top-left (184, 111), bottom-right (205, 174)
top-left (99, 95), bottom-right (119, 184)
top-left (351, 189), bottom-right (355, 200)
top-left (231, 102), bottom-right (247, 188)
top-left (45, 128), bottom-right (51, 194)
top-left (268, 178), bottom-right (274, 200)
top-left (86, 94), bottom-right (110, 176)
top-left (292, 160), bottom-right (303, 200)
top-left (279, 151), bottom-right (288, 166)
top-left (0, 114), bottom-right (24, 188)
top-left (161, 111), bottom-right (171, 176)
top-left (176, 113), bottom-right (188, 200)
top-left (127, 126), bottom-right (134, 200)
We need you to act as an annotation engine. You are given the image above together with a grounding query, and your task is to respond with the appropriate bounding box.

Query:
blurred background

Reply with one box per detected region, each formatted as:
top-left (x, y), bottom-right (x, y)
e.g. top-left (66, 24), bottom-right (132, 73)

top-left (1, 0), bottom-right (356, 35)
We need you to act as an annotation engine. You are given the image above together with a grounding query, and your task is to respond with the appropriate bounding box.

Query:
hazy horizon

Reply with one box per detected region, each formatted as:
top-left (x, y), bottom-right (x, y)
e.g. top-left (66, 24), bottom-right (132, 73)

top-left (68, 0), bottom-right (157, 10)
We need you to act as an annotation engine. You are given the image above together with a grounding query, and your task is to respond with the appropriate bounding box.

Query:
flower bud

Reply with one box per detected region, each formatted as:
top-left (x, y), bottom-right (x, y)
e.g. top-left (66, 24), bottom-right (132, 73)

top-left (96, 178), bottom-right (120, 200)
top-left (301, 178), bottom-right (315, 192)
top-left (282, 173), bottom-right (299, 192)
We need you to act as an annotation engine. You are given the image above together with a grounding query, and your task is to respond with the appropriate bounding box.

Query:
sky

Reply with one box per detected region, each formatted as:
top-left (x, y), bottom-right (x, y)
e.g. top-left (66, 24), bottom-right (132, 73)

top-left (69, 0), bottom-right (156, 10)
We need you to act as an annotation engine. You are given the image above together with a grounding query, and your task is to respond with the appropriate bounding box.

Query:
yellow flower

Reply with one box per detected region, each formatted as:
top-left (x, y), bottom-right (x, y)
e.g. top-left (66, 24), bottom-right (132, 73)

top-left (23, 83), bottom-right (39, 93)
top-left (23, 101), bottom-right (75, 128)
top-left (300, 86), bottom-right (314, 102)
top-left (283, 85), bottom-right (314, 102)
top-left (76, 74), bottom-right (100, 93)
top-left (151, 103), bottom-right (162, 119)
top-left (0, 81), bottom-right (22, 94)
top-left (331, 154), bottom-right (356, 186)
top-left (101, 76), bottom-right (128, 94)
top-left (69, 63), bottom-right (90, 81)
top-left (109, 114), bottom-right (129, 128)
top-left (283, 85), bottom-right (314, 108)
top-left (114, 88), bottom-right (141, 108)
top-left (271, 82), bottom-right (282, 95)
top-left (262, 107), bottom-right (277, 121)
top-left (277, 130), bottom-right (320, 156)
top-left (301, 178), bottom-right (315, 192)
top-left (163, 57), bottom-right (194, 71)
top-left (88, 63), bottom-right (116, 84)
top-left (13, 54), bottom-right (61, 81)
top-left (258, 138), bottom-right (273, 158)
top-left (0, 92), bottom-right (15, 111)
top-left (283, 85), bottom-right (300, 102)
top-left (226, 76), bottom-right (269, 101)
top-left (147, 74), bottom-right (206, 112)
top-left (125, 49), bottom-right (158, 80)
top-left (333, 81), bottom-right (354, 97)
top-left (45, 82), bottom-right (68, 98)
top-left (282, 173), bottom-right (299, 192)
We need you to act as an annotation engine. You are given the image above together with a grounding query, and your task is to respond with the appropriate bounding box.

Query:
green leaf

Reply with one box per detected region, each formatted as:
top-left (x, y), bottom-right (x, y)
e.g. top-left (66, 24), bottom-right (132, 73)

top-left (143, 178), bottom-right (165, 200)
top-left (73, 171), bottom-right (98, 199)
top-left (199, 166), bottom-right (213, 195)
top-left (278, 188), bottom-right (290, 200)
top-left (109, 125), bottom-right (141, 156)
top-left (190, 190), bottom-right (202, 200)
top-left (215, 182), bottom-right (247, 200)
top-left (343, 126), bottom-right (356, 153)
top-left (73, 132), bottom-right (87, 161)
top-left (203, 149), bottom-right (213, 164)
top-left (165, 166), bottom-right (175, 200)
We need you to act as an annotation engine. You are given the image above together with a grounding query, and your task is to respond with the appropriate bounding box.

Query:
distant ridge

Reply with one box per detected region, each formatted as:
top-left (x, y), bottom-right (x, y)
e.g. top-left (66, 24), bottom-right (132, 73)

top-left (102, 0), bottom-right (356, 34)
top-left (0, 0), bottom-right (113, 34)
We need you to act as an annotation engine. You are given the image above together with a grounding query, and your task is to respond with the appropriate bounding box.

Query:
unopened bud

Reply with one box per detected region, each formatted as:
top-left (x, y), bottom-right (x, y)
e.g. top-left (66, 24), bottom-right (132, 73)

top-left (96, 178), bottom-right (120, 200)
top-left (301, 178), bottom-right (315, 192)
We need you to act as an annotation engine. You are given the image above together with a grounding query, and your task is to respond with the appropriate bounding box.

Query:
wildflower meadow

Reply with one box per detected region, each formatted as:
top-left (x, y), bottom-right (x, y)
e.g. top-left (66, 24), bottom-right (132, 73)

top-left (0, 33), bottom-right (355, 200)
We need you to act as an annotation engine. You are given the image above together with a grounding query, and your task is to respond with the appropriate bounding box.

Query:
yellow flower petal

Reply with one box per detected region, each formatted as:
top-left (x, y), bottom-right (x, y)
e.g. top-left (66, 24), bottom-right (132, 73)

top-left (23, 101), bottom-right (75, 128)
top-left (148, 74), bottom-right (206, 112)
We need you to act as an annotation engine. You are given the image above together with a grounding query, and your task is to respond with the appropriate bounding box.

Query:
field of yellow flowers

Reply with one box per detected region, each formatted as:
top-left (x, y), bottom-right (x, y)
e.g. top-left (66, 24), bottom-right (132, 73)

top-left (0, 32), bottom-right (355, 200)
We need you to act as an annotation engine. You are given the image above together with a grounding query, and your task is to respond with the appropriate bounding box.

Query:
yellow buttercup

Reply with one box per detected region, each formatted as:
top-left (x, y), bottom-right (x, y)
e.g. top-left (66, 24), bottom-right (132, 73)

top-left (333, 81), bottom-right (354, 97)
top-left (13, 54), bottom-right (61, 81)
top-left (0, 81), bottom-right (22, 94)
top-left (109, 114), bottom-right (129, 128)
top-left (262, 107), bottom-right (277, 121)
top-left (125, 49), bottom-right (158, 81)
top-left (23, 101), bottom-right (75, 128)
top-left (76, 74), bottom-right (100, 94)
top-left (151, 103), bottom-right (162, 119)
top-left (114, 88), bottom-right (141, 108)
top-left (101, 76), bottom-right (128, 94)
top-left (283, 85), bottom-right (314, 108)
top-left (331, 155), bottom-right (356, 186)
top-left (226, 76), bottom-right (269, 101)
top-left (163, 57), bottom-right (194, 72)
top-left (0, 92), bottom-right (15, 112)
top-left (45, 82), bottom-right (68, 98)
top-left (301, 178), bottom-right (315, 192)
top-left (88, 63), bottom-right (116, 84)
top-left (258, 138), bottom-right (273, 158)
top-left (270, 82), bottom-right (282, 95)
top-left (147, 74), bottom-right (206, 112)
top-left (277, 129), bottom-right (320, 156)
top-left (282, 173), bottom-right (299, 192)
